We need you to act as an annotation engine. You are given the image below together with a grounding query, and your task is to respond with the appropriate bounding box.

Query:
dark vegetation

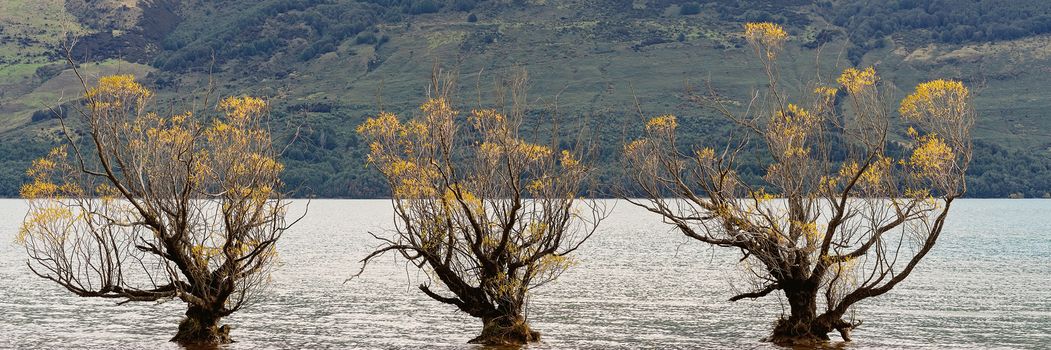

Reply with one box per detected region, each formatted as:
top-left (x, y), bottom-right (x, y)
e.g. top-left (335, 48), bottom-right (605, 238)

top-left (0, 138), bottom-right (51, 197)
top-left (29, 105), bottom-right (70, 123)
top-left (66, 0), bottom-right (182, 63)
top-left (829, 0), bottom-right (1051, 45)
top-left (969, 140), bottom-right (1051, 198)
top-left (2, 0), bottom-right (1051, 198)
top-left (679, 3), bottom-right (701, 16)
top-left (824, 0), bottom-right (1051, 63)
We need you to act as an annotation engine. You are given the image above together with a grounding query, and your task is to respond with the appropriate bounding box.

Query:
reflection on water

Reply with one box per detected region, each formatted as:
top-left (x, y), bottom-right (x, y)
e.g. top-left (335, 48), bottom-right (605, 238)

top-left (1, 199), bottom-right (1048, 349)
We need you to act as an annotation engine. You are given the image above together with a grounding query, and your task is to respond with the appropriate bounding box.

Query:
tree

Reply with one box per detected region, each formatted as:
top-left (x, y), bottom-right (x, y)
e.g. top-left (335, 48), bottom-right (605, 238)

top-left (623, 22), bottom-right (974, 345)
top-left (18, 73), bottom-right (296, 345)
top-left (355, 69), bottom-right (606, 345)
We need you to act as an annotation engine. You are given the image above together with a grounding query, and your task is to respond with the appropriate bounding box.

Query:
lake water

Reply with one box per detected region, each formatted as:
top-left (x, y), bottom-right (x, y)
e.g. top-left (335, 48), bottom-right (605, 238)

top-left (0, 199), bottom-right (1048, 349)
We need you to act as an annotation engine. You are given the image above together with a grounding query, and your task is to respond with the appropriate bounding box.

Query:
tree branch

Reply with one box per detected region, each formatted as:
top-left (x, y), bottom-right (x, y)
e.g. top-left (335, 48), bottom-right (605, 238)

top-left (729, 283), bottom-right (780, 302)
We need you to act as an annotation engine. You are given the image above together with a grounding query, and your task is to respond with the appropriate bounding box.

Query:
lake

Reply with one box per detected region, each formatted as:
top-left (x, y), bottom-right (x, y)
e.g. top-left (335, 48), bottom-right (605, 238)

top-left (1, 199), bottom-right (1048, 349)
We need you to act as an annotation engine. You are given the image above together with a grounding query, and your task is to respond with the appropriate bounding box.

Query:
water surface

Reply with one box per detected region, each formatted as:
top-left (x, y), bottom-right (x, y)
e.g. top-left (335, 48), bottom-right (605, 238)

top-left (1, 199), bottom-right (1048, 349)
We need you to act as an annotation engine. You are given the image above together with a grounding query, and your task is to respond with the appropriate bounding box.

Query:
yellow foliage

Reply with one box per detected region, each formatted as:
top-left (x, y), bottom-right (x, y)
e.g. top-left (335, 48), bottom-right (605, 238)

top-left (793, 220), bottom-right (821, 242)
top-left (776, 104), bottom-right (815, 125)
top-left (22, 146), bottom-right (72, 199)
top-left (26, 158), bottom-right (56, 178)
top-left (357, 112), bottom-right (403, 138)
top-left (527, 178), bottom-right (550, 193)
top-left (624, 139), bottom-right (650, 156)
top-left (26, 146), bottom-right (65, 178)
top-left (443, 184), bottom-right (482, 213)
top-left (479, 142), bottom-right (503, 160)
top-left (829, 255), bottom-right (860, 293)
top-left (804, 222), bottom-right (821, 242)
top-left (219, 96), bottom-right (267, 123)
top-left (527, 222), bottom-right (549, 240)
top-left (838, 161), bottom-right (859, 180)
top-left (560, 150), bottom-right (579, 168)
top-left (645, 115), bottom-right (677, 133)
top-left (20, 180), bottom-right (59, 199)
top-left (191, 244), bottom-right (222, 261)
top-left (899, 79), bottom-right (969, 121)
top-left (769, 104), bottom-right (817, 158)
top-left (814, 86), bottom-right (838, 99)
top-left (249, 185), bottom-right (274, 205)
top-left (384, 159), bottom-right (418, 177)
top-left (58, 182), bottom-right (84, 198)
top-left (819, 175), bottom-right (838, 190)
top-left (421, 97), bottom-right (454, 116)
top-left (744, 22), bottom-right (787, 41)
top-left (696, 147), bottom-right (716, 162)
top-left (85, 74), bottom-right (152, 102)
top-left (17, 206), bottom-right (74, 245)
top-left (401, 120), bottom-right (429, 140)
top-left (538, 254), bottom-right (574, 270)
top-left (209, 98), bottom-right (270, 144)
top-left (396, 178), bottom-right (438, 198)
top-left (837, 67), bottom-right (877, 94)
top-left (782, 147), bottom-right (808, 158)
top-left (170, 111), bottom-right (191, 124)
top-left (96, 183), bottom-right (120, 202)
top-left (814, 86), bottom-right (838, 109)
top-left (470, 108), bottom-right (506, 129)
top-left (751, 188), bottom-right (775, 202)
top-left (381, 159), bottom-right (440, 198)
top-left (146, 117), bottom-right (193, 147)
top-left (233, 153), bottom-right (284, 176)
top-left (910, 135), bottom-right (954, 174)
top-left (848, 155), bottom-right (893, 188)
top-left (514, 141), bottom-right (552, 161)
top-left (744, 22), bottom-right (787, 59)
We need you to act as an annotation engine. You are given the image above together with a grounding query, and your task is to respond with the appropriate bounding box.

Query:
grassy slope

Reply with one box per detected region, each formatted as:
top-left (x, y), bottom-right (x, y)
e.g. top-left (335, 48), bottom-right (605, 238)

top-left (0, 0), bottom-right (155, 133)
top-left (269, 6), bottom-right (1051, 148)
top-left (0, 0), bottom-right (81, 130)
top-left (1, 1), bottom-right (1050, 196)
top-left (0, 60), bottom-right (153, 132)
top-left (0, 0), bottom-right (87, 62)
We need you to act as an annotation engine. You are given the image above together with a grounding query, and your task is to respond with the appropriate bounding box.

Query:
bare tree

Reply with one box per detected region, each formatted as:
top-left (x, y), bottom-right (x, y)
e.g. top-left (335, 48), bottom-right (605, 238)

top-left (355, 68), bottom-right (607, 345)
top-left (622, 22), bottom-right (974, 345)
top-left (17, 72), bottom-right (296, 345)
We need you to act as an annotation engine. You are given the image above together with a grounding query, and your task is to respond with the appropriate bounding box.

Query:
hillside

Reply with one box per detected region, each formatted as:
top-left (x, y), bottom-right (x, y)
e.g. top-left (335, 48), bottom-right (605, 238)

top-left (2, 0), bottom-right (1051, 197)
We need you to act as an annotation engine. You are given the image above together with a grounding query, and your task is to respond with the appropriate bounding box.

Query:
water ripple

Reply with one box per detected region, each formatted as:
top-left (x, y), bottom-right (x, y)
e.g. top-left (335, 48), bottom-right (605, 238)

top-left (0, 199), bottom-right (1048, 349)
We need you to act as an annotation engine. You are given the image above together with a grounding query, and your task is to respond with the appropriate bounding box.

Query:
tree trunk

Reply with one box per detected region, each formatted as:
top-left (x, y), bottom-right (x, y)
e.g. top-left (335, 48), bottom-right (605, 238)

top-left (171, 305), bottom-right (232, 345)
top-left (467, 313), bottom-right (540, 346)
top-left (769, 284), bottom-right (832, 345)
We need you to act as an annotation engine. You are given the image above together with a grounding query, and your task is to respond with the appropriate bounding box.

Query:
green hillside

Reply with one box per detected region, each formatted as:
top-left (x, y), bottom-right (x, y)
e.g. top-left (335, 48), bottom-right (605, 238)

top-left (3, 0), bottom-right (1051, 197)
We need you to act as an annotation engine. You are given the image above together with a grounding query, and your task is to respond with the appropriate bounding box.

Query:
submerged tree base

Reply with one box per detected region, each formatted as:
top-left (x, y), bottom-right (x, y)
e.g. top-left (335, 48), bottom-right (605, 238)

top-left (171, 308), bottom-right (233, 346)
top-left (468, 317), bottom-right (541, 346)
top-left (765, 317), bottom-right (854, 347)
top-left (171, 324), bottom-right (232, 346)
